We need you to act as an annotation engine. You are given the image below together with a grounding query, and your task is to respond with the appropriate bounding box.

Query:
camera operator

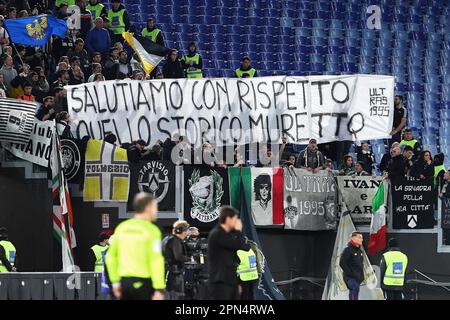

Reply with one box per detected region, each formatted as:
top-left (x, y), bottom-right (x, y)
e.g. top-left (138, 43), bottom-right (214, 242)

top-left (162, 220), bottom-right (190, 300)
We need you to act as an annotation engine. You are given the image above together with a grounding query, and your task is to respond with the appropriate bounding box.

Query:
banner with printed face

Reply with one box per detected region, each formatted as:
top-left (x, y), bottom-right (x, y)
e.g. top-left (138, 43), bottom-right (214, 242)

top-left (283, 168), bottom-right (337, 230)
top-left (336, 176), bottom-right (383, 224)
top-left (391, 177), bottom-right (435, 229)
top-left (66, 75), bottom-right (394, 147)
top-left (3, 120), bottom-right (53, 167)
top-left (127, 160), bottom-right (176, 212)
top-left (183, 165), bottom-right (230, 230)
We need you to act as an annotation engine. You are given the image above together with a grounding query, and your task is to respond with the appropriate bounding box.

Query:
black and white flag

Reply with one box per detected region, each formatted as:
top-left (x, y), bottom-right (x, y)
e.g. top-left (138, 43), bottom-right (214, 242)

top-left (0, 98), bottom-right (37, 144)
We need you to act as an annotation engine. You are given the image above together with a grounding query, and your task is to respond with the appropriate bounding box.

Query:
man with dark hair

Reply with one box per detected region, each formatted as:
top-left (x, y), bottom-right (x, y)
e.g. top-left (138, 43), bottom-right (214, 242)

top-left (127, 139), bottom-right (150, 162)
top-left (339, 231), bottom-right (364, 300)
top-left (106, 192), bottom-right (165, 300)
top-left (400, 128), bottom-right (421, 160)
top-left (141, 18), bottom-right (164, 46)
top-left (35, 96), bottom-right (55, 121)
top-left (296, 138), bottom-right (324, 172)
top-left (253, 174), bottom-right (272, 210)
top-left (162, 220), bottom-right (190, 300)
top-left (51, 69), bottom-right (69, 94)
top-left (380, 238), bottom-right (408, 300)
top-left (207, 206), bottom-right (251, 300)
top-left (350, 161), bottom-right (370, 176)
top-left (0, 227), bottom-right (17, 272)
top-left (235, 56), bottom-right (257, 78)
top-left (18, 82), bottom-right (35, 101)
top-left (89, 232), bottom-right (110, 272)
top-left (110, 50), bottom-right (132, 79)
top-left (390, 95), bottom-right (407, 145)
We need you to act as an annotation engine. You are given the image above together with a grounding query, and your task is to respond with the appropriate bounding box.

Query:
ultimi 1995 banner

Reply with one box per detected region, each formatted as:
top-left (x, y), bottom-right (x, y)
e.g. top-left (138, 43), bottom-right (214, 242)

top-left (66, 75), bottom-right (394, 146)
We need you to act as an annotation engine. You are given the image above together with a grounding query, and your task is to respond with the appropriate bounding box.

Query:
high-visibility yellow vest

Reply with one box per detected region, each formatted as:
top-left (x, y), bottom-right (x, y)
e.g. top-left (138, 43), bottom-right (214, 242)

top-left (91, 244), bottom-right (108, 272)
top-left (383, 251), bottom-right (408, 286)
top-left (107, 9), bottom-right (126, 35)
top-left (435, 165), bottom-right (446, 186)
top-left (182, 53), bottom-right (203, 78)
top-left (399, 139), bottom-right (418, 149)
top-left (141, 27), bottom-right (161, 43)
top-left (86, 3), bottom-right (105, 20)
top-left (55, 0), bottom-right (75, 7)
top-left (0, 240), bottom-right (16, 273)
top-left (237, 248), bottom-right (258, 281)
top-left (235, 67), bottom-right (256, 78)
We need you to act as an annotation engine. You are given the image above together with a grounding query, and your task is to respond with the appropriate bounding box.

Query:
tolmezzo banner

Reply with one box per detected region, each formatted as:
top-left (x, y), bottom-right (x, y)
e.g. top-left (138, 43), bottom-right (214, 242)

top-left (4, 120), bottom-right (53, 167)
top-left (66, 75), bottom-right (394, 146)
top-left (336, 176), bottom-right (383, 224)
top-left (283, 168), bottom-right (337, 230)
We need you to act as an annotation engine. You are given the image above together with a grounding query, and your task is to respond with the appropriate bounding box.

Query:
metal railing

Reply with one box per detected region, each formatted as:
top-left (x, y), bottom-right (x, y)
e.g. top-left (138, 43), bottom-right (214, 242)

top-left (407, 269), bottom-right (450, 300)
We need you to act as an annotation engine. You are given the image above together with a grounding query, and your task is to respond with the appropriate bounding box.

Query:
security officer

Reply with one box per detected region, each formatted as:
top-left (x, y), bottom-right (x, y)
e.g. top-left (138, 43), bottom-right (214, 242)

top-left (90, 232), bottom-right (110, 272)
top-left (107, 0), bottom-right (130, 43)
top-left (399, 128), bottom-right (421, 160)
top-left (434, 153), bottom-right (446, 188)
top-left (380, 238), bottom-right (408, 300)
top-left (141, 18), bottom-right (164, 46)
top-left (0, 227), bottom-right (17, 272)
top-left (55, 0), bottom-right (75, 8)
top-left (105, 192), bottom-right (165, 300)
top-left (162, 220), bottom-right (190, 300)
top-left (86, 0), bottom-right (107, 20)
top-left (181, 42), bottom-right (203, 78)
top-left (235, 56), bottom-right (257, 78)
top-left (237, 245), bottom-right (258, 300)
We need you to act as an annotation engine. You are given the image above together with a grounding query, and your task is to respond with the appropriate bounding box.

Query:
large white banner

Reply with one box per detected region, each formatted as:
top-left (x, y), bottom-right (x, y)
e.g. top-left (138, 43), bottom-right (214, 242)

top-left (66, 75), bottom-right (394, 146)
top-left (4, 120), bottom-right (53, 167)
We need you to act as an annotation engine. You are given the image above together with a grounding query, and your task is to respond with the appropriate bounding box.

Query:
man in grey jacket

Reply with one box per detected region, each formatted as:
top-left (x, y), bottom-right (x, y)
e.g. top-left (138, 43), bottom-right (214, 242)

top-left (295, 138), bottom-right (325, 173)
top-left (0, 54), bottom-right (17, 91)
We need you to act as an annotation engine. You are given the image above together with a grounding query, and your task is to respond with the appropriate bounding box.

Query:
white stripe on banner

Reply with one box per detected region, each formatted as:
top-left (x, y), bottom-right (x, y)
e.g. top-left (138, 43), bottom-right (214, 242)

top-left (0, 98), bottom-right (37, 144)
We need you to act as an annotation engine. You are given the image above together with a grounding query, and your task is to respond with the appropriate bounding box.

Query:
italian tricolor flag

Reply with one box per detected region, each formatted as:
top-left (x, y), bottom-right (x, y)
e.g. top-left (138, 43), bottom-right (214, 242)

top-left (229, 167), bottom-right (284, 226)
top-left (367, 181), bottom-right (387, 255)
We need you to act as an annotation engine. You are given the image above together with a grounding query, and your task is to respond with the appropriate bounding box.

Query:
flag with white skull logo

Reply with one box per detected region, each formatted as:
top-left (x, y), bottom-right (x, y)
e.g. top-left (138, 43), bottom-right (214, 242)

top-left (183, 166), bottom-right (230, 230)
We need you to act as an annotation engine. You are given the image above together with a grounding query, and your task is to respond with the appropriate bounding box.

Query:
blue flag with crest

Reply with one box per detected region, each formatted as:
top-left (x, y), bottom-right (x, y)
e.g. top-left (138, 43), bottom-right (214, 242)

top-left (4, 15), bottom-right (67, 46)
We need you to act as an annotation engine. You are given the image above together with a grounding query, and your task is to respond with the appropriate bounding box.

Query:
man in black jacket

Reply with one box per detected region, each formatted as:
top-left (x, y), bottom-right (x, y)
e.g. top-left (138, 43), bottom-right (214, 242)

top-left (387, 144), bottom-right (406, 180)
top-left (163, 220), bottom-right (190, 300)
top-left (339, 231), bottom-right (364, 300)
top-left (208, 206), bottom-right (251, 300)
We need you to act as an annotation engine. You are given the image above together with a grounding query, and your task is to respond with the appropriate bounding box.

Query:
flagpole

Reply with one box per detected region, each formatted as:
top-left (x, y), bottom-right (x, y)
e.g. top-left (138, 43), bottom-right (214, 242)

top-left (2, 22), bottom-right (25, 66)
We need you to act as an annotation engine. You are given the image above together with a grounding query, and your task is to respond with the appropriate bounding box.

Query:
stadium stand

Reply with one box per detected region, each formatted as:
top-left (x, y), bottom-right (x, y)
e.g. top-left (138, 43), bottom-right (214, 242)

top-left (98, 0), bottom-right (450, 169)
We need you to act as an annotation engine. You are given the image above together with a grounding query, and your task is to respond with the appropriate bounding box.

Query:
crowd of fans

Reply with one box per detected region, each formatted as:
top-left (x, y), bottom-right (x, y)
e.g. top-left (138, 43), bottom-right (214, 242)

top-left (1, 1), bottom-right (448, 229)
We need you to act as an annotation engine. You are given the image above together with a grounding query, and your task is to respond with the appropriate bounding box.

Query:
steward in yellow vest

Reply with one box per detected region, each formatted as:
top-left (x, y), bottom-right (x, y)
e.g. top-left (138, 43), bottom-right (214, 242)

top-left (90, 232), bottom-right (110, 272)
top-left (380, 238), bottom-right (408, 300)
top-left (181, 42), bottom-right (203, 78)
top-left (399, 128), bottom-right (421, 160)
top-left (434, 153), bottom-right (446, 188)
top-left (87, 0), bottom-right (107, 20)
top-left (141, 18), bottom-right (164, 47)
top-left (55, 0), bottom-right (75, 8)
top-left (107, 0), bottom-right (130, 42)
top-left (235, 56), bottom-right (257, 78)
top-left (237, 243), bottom-right (259, 300)
top-left (0, 227), bottom-right (17, 272)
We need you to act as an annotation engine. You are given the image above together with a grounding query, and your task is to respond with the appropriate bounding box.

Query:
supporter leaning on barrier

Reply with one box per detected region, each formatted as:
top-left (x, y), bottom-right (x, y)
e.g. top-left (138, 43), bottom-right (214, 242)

top-left (295, 138), bottom-right (324, 172)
